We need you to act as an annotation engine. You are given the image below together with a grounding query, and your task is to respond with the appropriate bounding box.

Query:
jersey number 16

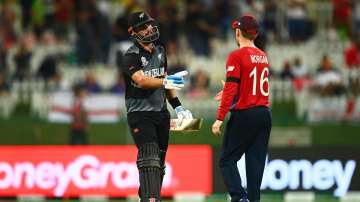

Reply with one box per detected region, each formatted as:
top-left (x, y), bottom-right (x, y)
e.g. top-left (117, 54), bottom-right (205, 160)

top-left (249, 66), bottom-right (269, 96)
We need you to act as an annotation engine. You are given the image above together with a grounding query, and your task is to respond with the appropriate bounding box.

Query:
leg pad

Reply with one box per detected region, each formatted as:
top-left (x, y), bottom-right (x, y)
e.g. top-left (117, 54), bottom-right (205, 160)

top-left (137, 143), bottom-right (161, 201)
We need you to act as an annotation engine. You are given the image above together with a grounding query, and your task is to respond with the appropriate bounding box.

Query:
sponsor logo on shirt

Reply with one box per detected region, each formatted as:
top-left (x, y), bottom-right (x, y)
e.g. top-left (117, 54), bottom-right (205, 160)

top-left (227, 66), bottom-right (235, 72)
top-left (141, 56), bottom-right (149, 67)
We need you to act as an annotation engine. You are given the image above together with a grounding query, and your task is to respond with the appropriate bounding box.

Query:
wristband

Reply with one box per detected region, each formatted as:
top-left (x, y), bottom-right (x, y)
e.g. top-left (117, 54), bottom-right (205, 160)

top-left (168, 97), bottom-right (182, 109)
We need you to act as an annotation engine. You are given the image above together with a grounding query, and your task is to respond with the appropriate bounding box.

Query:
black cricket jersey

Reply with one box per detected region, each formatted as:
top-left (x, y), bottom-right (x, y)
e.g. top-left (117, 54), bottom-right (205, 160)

top-left (121, 41), bottom-right (168, 113)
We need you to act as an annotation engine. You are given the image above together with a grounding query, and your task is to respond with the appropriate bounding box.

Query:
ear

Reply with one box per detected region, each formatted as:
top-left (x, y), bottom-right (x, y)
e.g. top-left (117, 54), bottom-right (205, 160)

top-left (235, 29), bottom-right (241, 38)
top-left (128, 26), bottom-right (136, 36)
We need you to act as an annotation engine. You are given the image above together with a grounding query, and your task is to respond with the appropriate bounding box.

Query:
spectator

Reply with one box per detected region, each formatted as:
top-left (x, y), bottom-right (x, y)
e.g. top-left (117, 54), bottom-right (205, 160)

top-left (69, 83), bottom-right (88, 145)
top-left (344, 36), bottom-right (360, 95)
top-left (19, 0), bottom-right (33, 29)
top-left (31, 0), bottom-right (47, 38)
top-left (353, 0), bottom-right (360, 36)
top-left (0, 73), bottom-right (10, 95)
top-left (332, 0), bottom-right (352, 39)
top-left (110, 73), bottom-right (125, 95)
top-left (9, 32), bottom-right (36, 81)
top-left (313, 55), bottom-right (346, 96)
top-left (262, 0), bottom-right (279, 41)
top-left (0, 72), bottom-right (11, 118)
top-left (167, 58), bottom-right (188, 75)
top-left (113, 15), bottom-right (130, 43)
top-left (74, 2), bottom-right (97, 65)
top-left (290, 56), bottom-right (311, 93)
top-left (291, 56), bottom-right (308, 78)
top-left (184, 0), bottom-right (217, 57)
top-left (0, 0), bottom-right (18, 51)
top-left (286, 0), bottom-right (310, 42)
top-left (0, 44), bottom-right (6, 73)
top-left (187, 69), bottom-right (210, 99)
top-left (157, 0), bottom-right (181, 56)
top-left (84, 72), bottom-right (102, 93)
top-left (280, 61), bottom-right (294, 80)
top-left (36, 31), bottom-right (60, 81)
top-left (74, 0), bottom-right (111, 65)
top-left (213, 0), bottom-right (233, 40)
top-left (53, 0), bottom-right (74, 41)
top-left (239, 0), bottom-right (263, 18)
top-left (344, 36), bottom-right (360, 69)
top-left (92, 3), bottom-right (112, 63)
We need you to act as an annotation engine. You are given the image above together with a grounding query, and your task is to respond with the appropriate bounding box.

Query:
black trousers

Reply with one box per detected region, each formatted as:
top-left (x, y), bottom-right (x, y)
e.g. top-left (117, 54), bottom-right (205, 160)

top-left (127, 110), bottom-right (170, 151)
top-left (219, 106), bottom-right (272, 202)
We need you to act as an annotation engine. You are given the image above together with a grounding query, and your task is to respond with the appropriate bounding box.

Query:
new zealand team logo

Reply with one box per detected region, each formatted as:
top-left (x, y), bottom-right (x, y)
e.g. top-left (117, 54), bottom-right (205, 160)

top-left (141, 56), bottom-right (148, 67)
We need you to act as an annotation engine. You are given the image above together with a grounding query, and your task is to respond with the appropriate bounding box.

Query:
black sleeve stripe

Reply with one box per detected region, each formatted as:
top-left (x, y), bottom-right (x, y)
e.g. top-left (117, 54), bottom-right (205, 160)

top-left (226, 77), bottom-right (240, 83)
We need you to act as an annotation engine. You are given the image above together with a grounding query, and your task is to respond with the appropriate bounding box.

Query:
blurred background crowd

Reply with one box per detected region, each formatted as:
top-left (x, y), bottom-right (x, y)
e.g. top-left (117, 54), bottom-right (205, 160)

top-left (1, 2), bottom-right (360, 200)
top-left (0, 0), bottom-right (360, 122)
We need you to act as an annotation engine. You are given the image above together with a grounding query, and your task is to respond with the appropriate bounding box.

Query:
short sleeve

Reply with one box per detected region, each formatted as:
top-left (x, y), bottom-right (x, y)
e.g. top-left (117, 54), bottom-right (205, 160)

top-left (121, 53), bottom-right (142, 77)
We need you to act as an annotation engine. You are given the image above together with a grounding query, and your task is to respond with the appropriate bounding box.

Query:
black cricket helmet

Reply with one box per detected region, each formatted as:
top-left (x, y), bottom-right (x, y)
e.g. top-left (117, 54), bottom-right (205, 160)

top-left (127, 12), bottom-right (160, 43)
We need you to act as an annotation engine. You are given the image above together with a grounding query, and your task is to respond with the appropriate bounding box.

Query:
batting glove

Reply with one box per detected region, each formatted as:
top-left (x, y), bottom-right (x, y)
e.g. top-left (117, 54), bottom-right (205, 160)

top-left (163, 71), bottom-right (188, 90)
top-left (175, 106), bottom-right (193, 125)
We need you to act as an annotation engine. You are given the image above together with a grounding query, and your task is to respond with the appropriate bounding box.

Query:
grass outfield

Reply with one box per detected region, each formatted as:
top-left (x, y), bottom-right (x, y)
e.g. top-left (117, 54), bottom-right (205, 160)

top-left (1, 117), bottom-right (360, 146)
top-left (1, 101), bottom-right (360, 146)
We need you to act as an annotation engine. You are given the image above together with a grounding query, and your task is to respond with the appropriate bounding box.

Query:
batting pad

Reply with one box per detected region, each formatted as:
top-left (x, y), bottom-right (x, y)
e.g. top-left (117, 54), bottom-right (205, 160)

top-left (170, 118), bottom-right (203, 132)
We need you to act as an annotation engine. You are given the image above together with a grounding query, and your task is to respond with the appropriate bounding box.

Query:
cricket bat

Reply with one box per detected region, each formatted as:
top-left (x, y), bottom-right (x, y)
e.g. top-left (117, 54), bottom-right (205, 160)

top-left (170, 118), bottom-right (203, 132)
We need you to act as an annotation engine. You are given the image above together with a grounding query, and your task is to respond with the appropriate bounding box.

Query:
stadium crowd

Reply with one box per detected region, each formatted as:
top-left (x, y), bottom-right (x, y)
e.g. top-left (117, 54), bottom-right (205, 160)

top-left (0, 0), bottom-right (360, 118)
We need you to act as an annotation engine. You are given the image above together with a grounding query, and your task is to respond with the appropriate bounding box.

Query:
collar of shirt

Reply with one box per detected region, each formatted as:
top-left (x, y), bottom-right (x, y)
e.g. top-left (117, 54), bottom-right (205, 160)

top-left (134, 40), bottom-right (156, 53)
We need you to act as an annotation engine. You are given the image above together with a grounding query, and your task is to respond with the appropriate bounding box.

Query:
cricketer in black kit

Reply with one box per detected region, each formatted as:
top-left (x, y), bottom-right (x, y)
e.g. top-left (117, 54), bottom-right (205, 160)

top-left (120, 12), bottom-right (193, 202)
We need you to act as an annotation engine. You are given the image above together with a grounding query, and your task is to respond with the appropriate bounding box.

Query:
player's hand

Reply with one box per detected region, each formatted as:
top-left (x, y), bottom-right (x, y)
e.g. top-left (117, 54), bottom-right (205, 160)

top-left (175, 106), bottom-right (193, 125)
top-left (214, 80), bottom-right (225, 101)
top-left (163, 71), bottom-right (188, 90)
top-left (212, 120), bottom-right (223, 136)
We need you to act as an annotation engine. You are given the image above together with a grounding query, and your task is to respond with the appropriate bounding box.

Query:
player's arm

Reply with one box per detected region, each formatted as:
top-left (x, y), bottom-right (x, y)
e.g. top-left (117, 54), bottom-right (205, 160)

top-left (213, 53), bottom-right (240, 136)
top-left (216, 78), bottom-right (239, 121)
top-left (121, 54), bottom-right (163, 89)
top-left (131, 70), bottom-right (163, 89)
top-left (165, 89), bottom-right (181, 109)
top-left (216, 54), bottom-right (241, 121)
top-left (131, 70), bottom-right (186, 89)
top-left (165, 89), bottom-right (177, 100)
top-left (121, 53), bottom-right (184, 89)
